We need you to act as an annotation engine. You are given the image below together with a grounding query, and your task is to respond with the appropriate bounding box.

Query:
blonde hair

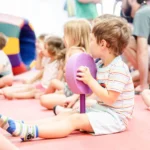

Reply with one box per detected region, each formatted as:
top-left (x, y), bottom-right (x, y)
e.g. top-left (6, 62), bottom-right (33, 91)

top-left (92, 16), bottom-right (131, 56)
top-left (0, 32), bottom-right (7, 49)
top-left (64, 19), bottom-right (91, 52)
top-left (44, 36), bottom-right (66, 61)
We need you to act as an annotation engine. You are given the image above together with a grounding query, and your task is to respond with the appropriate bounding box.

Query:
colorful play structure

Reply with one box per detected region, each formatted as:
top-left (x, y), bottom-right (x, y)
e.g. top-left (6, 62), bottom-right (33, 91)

top-left (0, 13), bottom-right (36, 75)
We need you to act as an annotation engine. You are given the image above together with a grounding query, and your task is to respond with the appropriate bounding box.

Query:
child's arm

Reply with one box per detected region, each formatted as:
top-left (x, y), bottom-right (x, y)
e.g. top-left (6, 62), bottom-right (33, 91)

top-left (77, 66), bottom-right (120, 106)
top-left (64, 94), bottom-right (80, 108)
top-left (35, 51), bottom-right (44, 70)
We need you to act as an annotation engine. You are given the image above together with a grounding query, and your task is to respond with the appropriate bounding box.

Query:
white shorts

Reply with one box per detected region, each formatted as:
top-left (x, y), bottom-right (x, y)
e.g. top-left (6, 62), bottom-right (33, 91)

top-left (86, 104), bottom-right (126, 135)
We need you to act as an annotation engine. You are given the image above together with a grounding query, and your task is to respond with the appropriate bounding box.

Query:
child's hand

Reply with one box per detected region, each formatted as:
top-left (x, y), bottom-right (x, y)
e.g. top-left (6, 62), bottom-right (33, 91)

top-left (37, 50), bottom-right (43, 58)
top-left (64, 96), bottom-right (77, 108)
top-left (76, 66), bottom-right (93, 85)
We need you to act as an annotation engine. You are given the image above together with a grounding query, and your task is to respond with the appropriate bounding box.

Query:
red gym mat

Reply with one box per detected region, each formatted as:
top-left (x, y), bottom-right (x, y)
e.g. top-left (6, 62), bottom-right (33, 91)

top-left (0, 95), bottom-right (150, 150)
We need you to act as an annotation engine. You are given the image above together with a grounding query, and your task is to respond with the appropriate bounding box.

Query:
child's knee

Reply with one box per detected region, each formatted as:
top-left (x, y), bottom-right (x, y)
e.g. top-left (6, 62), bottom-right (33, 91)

top-left (40, 96), bottom-right (47, 107)
top-left (40, 95), bottom-right (52, 109)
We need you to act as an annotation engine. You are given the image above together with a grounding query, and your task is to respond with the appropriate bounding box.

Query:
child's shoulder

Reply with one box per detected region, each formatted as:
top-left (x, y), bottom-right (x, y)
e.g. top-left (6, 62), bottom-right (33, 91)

top-left (110, 56), bottom-right (130, 75)
top-left (67, 46), bottom-right (85, 57)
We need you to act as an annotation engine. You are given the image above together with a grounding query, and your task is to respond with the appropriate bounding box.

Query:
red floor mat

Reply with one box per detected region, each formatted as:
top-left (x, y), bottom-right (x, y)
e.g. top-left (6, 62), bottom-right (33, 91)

top-left (0, 95), bottom-right (150, 150)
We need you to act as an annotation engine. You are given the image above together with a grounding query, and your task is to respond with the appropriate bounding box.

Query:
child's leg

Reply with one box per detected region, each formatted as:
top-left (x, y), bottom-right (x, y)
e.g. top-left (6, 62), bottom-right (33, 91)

top-left (54, 99), bottom-right (97, 115)
top-left (45, 79), bottom-right (64, 94)
top-left (12, 89), bottom-right (36, 99)
top-left (34, 91), bottom-right (45, 99)
top-left (36, 113), bottom-right (93, 139)
top-left (1, 113), bottom-right (93, 141)
top-left (3, 84), bottom-right (34, 99)
top-left (40, 93), bottom-right (67, 109)
top-left (141, 89), bottom-right (150, 109)
top-left (0, 75), bottom-right (13, 88)
top-left (0, 134), bottom-right (19, 150)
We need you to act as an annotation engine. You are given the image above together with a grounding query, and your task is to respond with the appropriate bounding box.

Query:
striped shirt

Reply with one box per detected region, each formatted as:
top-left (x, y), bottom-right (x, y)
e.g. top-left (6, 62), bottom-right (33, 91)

top-left (96, 56), bottom-right (134, 125)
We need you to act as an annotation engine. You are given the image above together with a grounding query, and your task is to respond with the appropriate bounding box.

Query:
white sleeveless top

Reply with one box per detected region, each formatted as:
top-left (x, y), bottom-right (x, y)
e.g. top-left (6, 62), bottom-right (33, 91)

top-left (41, 58), bottom-right (59, 88)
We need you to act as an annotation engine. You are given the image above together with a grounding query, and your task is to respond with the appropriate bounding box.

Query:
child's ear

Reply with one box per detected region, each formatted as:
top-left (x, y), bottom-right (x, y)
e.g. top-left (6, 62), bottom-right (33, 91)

top-left (100, 39), bottom-right (107, 48)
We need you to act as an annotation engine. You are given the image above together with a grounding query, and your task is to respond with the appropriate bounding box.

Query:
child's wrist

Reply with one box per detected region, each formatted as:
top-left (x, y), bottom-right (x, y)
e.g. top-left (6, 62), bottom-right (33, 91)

top-left (87, 77), bottom-right (94, 86)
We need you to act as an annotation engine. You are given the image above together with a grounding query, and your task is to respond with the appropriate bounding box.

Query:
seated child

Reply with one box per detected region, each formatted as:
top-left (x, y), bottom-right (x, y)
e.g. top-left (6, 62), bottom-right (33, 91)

top-left (0, 33), bottom-right (13, 88)
top-left (17, 34), bottom-right (48, 84)
top-left (0, 15), bottom-right (134, 141)
top-left (1, 36), bottom-right (65, 99)
top-left (40, 19), bottom-right (92, 109)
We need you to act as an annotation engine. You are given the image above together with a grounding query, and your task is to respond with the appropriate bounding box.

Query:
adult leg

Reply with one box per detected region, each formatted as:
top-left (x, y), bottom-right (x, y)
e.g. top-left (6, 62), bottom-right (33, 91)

top-left (123, 36), bottom-right (138, 69)
top-left (141, 89), bottom-right (150, 109)
top-left (136, 38), bottom-right (149, 90)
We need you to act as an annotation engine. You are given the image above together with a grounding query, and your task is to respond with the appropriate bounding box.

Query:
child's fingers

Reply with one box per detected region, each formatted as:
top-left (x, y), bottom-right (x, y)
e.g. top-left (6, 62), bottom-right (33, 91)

top-left (77, 66), bottom-right (85, 72)
top-left (76, 72), bottom-right (84, 77)
top-left (67, 101), bottom-right (75, 108)
top-left (76, 77), bottom-right (83, 81)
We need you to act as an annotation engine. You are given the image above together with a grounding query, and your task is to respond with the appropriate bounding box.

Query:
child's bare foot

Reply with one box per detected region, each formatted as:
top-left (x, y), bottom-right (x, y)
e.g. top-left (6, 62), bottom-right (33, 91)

top-left (3, 89), bottom-right (13, 100)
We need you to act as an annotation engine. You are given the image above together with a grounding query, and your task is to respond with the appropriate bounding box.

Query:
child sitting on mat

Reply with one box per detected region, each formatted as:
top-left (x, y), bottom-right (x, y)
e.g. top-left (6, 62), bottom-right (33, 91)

top-left (39, 19), bottom-right (93, 109)
top-left (0, 36), bottom-right (65, 99)
top-left (0, 15), bottom-right (134, 140)
top-left (0, 33), bottom-right (13, 88)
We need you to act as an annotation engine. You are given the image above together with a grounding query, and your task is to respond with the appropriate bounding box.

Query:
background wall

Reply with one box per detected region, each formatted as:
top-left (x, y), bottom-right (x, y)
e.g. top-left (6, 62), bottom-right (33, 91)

top-left (0, 0), bottom-right (122, 37)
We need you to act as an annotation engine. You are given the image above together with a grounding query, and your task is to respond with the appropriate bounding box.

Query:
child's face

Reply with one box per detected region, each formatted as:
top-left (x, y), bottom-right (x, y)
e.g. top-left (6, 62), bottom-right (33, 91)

top-left (89, 33), bottom-right (102, 58)
top-left (43, 44), bottom-right (51, 57)
top-left (36, 39), bottom-right (44, 53)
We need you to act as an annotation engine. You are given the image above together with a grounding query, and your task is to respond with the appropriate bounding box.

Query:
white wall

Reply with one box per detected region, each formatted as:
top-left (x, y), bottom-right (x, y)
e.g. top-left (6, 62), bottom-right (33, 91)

top-left (0, 0), bottom-right (122, 37)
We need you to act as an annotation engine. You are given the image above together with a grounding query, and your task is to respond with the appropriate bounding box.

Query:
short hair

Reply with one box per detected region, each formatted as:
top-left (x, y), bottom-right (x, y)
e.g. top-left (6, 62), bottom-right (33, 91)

top-left (92, 16), bottom-right (131, 56)
top-left (93, 14), bottom-right (118, 25)
top-left (0, 32), bottom-right (7, 49)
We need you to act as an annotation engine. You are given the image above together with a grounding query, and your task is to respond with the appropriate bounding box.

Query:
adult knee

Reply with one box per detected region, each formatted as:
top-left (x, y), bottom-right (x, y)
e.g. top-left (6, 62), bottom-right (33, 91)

top-left (141, 89), bottom-right (150, 97)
